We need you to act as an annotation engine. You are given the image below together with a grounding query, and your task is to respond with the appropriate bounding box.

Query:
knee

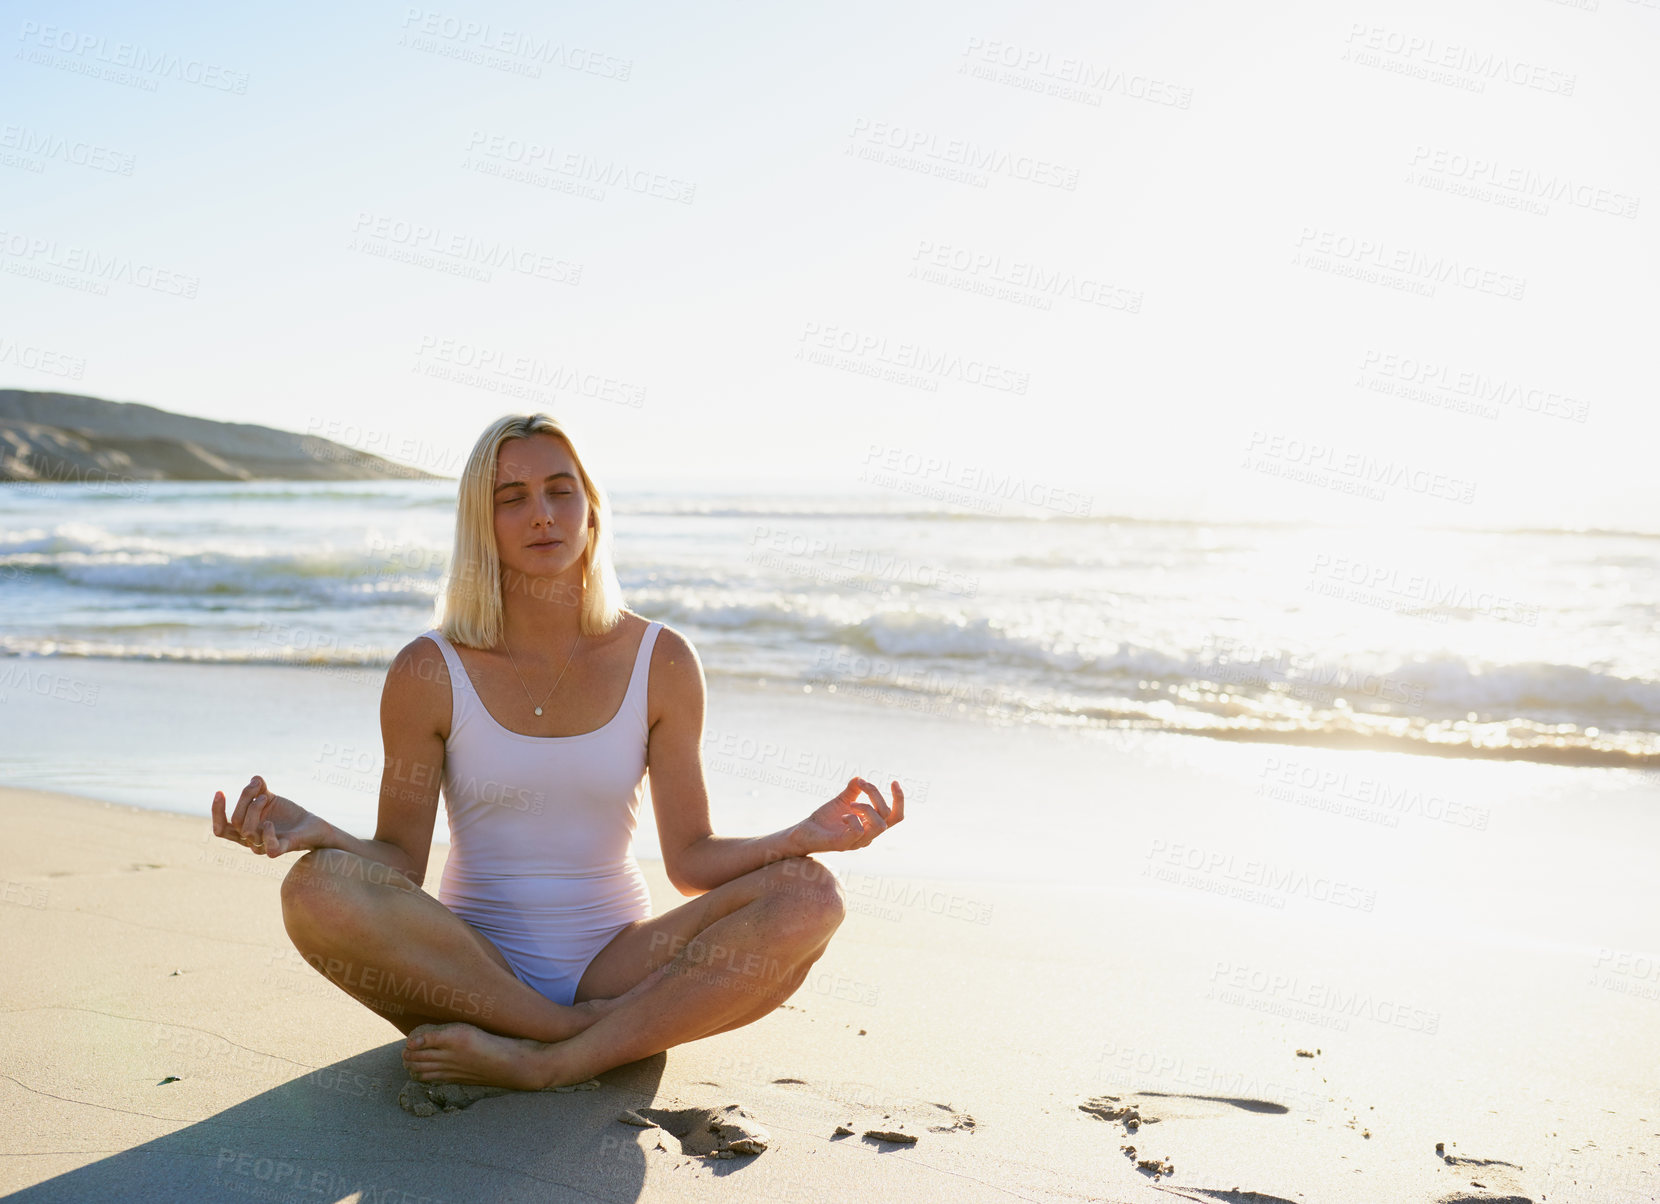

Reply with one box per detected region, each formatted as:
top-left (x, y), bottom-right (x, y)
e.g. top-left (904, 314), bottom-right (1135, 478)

top-left (279, 849), bottom-right (340, 928)
top-left (280, 848), bottom-right (399, 930)
top-left (761, 855), bottom-right (846, 933)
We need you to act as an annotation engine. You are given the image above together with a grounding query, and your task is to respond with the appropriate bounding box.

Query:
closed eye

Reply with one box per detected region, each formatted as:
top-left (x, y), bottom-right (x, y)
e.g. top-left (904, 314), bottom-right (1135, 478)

top-left (496, 489), bottom-right (573, 503)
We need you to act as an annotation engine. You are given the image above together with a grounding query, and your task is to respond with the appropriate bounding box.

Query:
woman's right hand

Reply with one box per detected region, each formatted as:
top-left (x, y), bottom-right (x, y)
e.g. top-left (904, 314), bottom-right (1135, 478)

top-left (211, 775), bottom-right (330, 858)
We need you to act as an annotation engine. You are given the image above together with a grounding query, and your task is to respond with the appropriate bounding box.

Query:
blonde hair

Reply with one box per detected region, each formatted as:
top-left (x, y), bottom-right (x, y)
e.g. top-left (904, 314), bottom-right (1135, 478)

top-left (435, 413), bottom-right (624, 648)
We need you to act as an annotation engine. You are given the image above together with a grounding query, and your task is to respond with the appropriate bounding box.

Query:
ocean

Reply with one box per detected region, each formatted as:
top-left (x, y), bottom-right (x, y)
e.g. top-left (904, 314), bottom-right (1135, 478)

top-left (2, 479), bottom-right (1658, 772)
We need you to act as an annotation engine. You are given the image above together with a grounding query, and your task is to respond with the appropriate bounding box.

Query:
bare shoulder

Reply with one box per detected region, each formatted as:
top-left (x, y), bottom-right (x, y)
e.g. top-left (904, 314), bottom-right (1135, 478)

top-left (643, 620), bottom-right (704, 727)
top-left (382, 633), bottom-right (452, 735)
top-left (648, 621), bottom-right (702, 676)
top-left (388, 632), bottom-right (451, 685)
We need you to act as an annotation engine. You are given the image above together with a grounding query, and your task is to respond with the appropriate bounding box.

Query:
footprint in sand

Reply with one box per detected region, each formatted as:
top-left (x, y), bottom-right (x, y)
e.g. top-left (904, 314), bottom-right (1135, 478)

top-left (1081, 1096), bottom-right (1154, 1132)
top-left (767, 1077), bottom-right (976, 1139)
top-left (861, 1127), bottom-right (918, 1145)
top-left (398, 1081), bottom-right (513, 1116)
top-left (1081, 1091), bottom-right (1290, 1133)
top-left (1146, 1189), bottom-right (1301, 1203)
top-left (1084, 1092), bottom-right (1298, 1199)
top-left (397, 1076), bottom-right (601, 1117)
top-left (840, 1107), bottom-right (975, 1147)
top-left (1434, 1151), bottom-right (1534, 1203)
top-left (625, 1103), bottom-right (771, 1158)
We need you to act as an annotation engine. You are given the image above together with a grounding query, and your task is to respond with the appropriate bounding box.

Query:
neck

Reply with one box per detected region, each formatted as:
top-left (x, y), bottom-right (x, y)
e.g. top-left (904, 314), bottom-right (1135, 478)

top-left (499, 574), bottom-right (584, 657)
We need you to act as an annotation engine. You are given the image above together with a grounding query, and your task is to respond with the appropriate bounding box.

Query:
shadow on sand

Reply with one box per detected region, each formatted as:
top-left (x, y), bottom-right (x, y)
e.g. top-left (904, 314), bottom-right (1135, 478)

top-left (8, 1040), bottom-right (691, 1203)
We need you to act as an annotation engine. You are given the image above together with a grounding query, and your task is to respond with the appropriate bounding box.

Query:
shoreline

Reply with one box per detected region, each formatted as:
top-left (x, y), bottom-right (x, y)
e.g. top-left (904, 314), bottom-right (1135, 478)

top-left (3, 648), bottom-right (1654, 773)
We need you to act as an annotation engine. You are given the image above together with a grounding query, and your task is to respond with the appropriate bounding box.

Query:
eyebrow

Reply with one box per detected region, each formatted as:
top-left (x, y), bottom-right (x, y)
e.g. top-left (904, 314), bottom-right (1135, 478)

top-left (494, 472), bottom-right (578, 493)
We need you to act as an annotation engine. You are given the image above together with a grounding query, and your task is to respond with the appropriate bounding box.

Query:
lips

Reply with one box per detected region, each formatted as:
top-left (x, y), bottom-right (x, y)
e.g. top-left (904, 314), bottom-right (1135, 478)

top-left (527, 539), bottom-right (562, 548)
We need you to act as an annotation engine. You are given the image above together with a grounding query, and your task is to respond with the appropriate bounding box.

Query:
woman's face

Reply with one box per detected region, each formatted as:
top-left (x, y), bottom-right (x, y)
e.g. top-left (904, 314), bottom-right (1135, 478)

top-left (491, 433), bottom-right (592, 590)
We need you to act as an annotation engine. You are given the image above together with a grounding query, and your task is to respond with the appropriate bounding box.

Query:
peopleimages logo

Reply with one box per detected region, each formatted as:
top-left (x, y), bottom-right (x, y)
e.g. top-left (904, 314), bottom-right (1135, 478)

top-left (861, 442), bottom-right (1093, 516)
top-left (1342, 23), bottom-right (1576, 96)
top-left (1244, 430), bottom-right (1478, 505)
top-left (398, 8), bottom-right (633, 80)
top-left (796, 322), bottom-right (1030, 395)
top-left (959, 37), bottom-right (1194, 109)
top-left (909, 240), bottom-right (1143, 313)
top-left (411, 334), bottom-right (646, 408)
top-left (847, 118), bottom-right (1080, 190)
top-left (464, 131), bottom-right (696, 204)
top-left (1293, 227), bottom-right (1525, 301)
top-left (349, 211), bottom-right (581, 284)
top-left (1258, 757), bottom-right (1493, 830)
top-left (16, 22), bottom-right (251, 92)
top-left (1357, 349), bottom-right (1589, 424)
top-left (0, 124), bottom-right (136, 174)
top-left (1408, 146), bottom-right (1638, 219)
top-left (0, 230), bottom-right (200, 298)
top-left (0, 337), bottom-right (86, 380)
top-left (1307, 552), bottom-right (1539, 627)
top-left (1144, 839), bottom-right (1379, 912)
top-left (1207, 960), bottom-right (1441, 1035)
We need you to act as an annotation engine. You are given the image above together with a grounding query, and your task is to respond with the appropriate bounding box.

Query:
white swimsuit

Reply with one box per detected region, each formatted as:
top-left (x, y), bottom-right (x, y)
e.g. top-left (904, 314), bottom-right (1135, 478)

top-left (418, 621), bottom-right (662, 1006)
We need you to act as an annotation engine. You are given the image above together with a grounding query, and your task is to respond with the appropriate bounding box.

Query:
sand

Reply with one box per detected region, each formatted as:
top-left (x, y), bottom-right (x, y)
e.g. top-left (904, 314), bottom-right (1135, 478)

top-left (1, 764), bottom-right (1657, 1202)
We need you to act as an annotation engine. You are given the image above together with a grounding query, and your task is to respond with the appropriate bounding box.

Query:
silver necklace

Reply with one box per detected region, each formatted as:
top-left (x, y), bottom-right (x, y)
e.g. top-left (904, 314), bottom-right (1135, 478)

top-left (504, 630), bottom-right (580, 716)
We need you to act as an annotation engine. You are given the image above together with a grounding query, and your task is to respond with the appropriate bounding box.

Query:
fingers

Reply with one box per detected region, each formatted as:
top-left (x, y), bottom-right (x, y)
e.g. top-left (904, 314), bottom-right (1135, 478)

top-left (241, 779), bottom-right (279, 844)
top-left (849, 777), bottom-right (905, 846)
top-left (211, 788), bottom-right (258, 849)
top-left (217, 778), bottom-right (276, 853)
top-left (230, 774), bottom-right (263, 831)
top-left (839, 800), bottom-right (886, 850)
top-left (826, 777), bottom-right (906, 850)
top-left (854, 778), bottom-right (892, 823)
top-left (829, 779), bottom-right (875, 848)
top-left (241, 792), bottom-right (268, 843)
top-left (859, 777), bottom-right (905, 827)
top-left (848, 801), bottom-right (885, 837)
top-left (836, 816), bottom-right (869, 852)
top-left (263, 819), bottom-right (282, 858)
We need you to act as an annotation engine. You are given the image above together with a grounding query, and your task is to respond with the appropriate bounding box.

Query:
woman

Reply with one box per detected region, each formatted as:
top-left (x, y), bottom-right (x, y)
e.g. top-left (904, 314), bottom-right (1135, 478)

top-left (209, 413), bottom-right (902, 1091)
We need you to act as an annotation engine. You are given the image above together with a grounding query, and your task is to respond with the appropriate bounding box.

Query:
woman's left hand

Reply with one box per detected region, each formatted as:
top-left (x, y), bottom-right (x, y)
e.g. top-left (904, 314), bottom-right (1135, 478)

top-left (789, 777), bottom-right (904, 855)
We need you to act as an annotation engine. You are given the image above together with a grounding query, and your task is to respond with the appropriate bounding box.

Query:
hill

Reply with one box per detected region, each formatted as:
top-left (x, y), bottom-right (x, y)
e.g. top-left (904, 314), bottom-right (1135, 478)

top-left (0, 390), bottom-right (445, 482)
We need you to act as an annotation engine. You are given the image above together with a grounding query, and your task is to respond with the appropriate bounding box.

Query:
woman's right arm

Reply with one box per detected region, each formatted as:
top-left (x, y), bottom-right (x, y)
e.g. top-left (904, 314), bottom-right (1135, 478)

top-left (360, 636), bottom-right (449, 888)
top-left (212, 637), bottom-right (448, 887)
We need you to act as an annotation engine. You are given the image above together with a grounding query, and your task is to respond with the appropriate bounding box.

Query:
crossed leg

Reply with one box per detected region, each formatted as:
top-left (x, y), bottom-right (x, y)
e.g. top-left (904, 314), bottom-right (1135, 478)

top-left (278, 847), bottom-right (847, 1088)
top-left (278, 847), bottom-right (631, 1042)
top-left (400, 854), bottom-right (847, 1090)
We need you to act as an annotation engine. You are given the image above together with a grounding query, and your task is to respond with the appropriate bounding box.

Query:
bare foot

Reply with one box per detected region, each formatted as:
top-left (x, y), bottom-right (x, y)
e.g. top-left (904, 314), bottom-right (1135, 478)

top-left (402, 1022), bottom-right (555, 1090)
top-left (573, 961), bottom-right (675, 1017)
top-left (551, 997), bottom-right (616, 1040)
top-left (537, 990), bottom-right (640, 1042)
top-left (547, 961), bottom-right (675, 1041)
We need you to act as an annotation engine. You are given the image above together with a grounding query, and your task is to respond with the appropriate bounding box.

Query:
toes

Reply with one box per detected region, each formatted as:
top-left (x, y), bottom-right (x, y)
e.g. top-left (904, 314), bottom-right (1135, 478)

top-left (406, 1022), bottom-right (449, 1049)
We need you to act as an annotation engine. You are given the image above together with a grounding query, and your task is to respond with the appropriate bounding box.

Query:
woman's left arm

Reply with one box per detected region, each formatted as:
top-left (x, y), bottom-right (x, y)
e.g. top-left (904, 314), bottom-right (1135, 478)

top-left (647, 628), bottom-right (902, 895)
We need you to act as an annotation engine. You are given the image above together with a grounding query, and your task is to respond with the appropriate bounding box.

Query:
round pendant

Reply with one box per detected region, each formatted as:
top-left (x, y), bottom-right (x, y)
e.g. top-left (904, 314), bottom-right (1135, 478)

top-left (534, 706), bottom-right (543, 716)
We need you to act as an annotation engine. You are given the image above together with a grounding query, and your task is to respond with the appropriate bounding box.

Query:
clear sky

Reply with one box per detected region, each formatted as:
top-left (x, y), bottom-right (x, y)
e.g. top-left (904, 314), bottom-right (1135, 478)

top-left (3, 0), bottom-right (1657, 528)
